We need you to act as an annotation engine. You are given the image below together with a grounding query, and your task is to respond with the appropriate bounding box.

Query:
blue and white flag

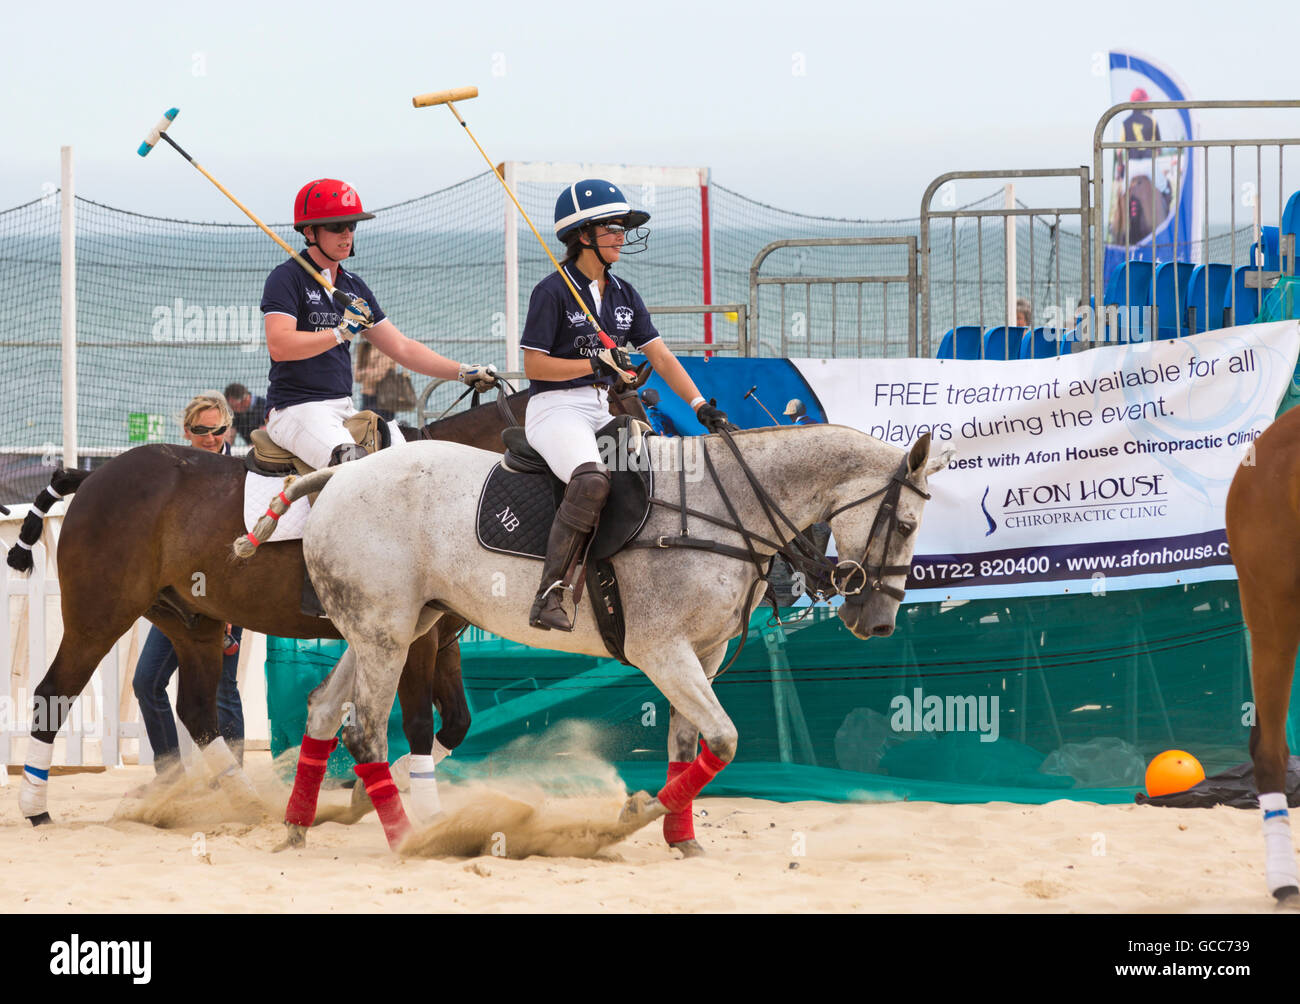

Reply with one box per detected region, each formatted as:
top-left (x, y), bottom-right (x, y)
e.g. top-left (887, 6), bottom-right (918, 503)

top-left (1103, 50), bottom-right (1203, 286)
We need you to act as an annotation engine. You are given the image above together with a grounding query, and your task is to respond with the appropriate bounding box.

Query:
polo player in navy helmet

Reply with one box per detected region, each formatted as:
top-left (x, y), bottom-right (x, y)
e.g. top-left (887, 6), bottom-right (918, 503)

top-left (520, 178), bottom-right (730, 631)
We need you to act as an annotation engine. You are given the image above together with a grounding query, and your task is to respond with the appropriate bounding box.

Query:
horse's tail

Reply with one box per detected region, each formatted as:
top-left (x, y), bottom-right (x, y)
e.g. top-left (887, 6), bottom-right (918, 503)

top-left (6, 467), bottom-right (94, 574)
top-left (231, 468), bottom-right (338, 560)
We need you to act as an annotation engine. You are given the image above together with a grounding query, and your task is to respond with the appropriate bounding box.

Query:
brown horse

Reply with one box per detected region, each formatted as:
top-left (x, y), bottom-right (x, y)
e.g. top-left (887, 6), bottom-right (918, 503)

top-left (10, 375), bottom-right (650, 827)
top-left (1226, 403), bottom-right (1300, 904)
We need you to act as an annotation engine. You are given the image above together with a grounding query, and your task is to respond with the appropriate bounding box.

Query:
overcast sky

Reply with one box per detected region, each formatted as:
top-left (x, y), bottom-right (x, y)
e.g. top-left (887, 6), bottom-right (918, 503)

top-left (5, 0), bottom-right (1299, 223)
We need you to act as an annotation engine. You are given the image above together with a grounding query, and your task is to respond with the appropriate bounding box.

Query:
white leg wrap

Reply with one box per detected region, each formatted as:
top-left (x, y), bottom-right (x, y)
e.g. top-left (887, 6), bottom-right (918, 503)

top-left (408, 753), bottom-right (442, 824)
top-left (19, 738), bottom-right (54, 818)
top-left (1260, 792), bottom-right (1300, 896)
top-left (202, 738), bottom-right (260, 802)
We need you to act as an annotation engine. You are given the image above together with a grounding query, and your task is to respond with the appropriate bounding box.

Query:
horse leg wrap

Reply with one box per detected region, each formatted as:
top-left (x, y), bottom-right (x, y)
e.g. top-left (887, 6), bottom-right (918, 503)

top-left (656, 743), bottom-right (727, 814)
top-left (1260, 792), bottom-right (1300, 897)
top-left (662, 761), bottom-right (695, 843)
top-left (284, 735), bottom-right (338, 827)
top-left (355, 761), bottom-right (412, 849)
top-left (19, 737), bottom-right (54, 819)
top-left (407, 753), bottom-right (442, 824)
top-left (203, 737), bottom-right (261, 809)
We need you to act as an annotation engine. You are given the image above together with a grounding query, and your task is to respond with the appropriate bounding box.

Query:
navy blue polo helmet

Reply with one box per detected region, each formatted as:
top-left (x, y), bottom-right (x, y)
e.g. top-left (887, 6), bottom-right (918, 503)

top-left (554, 179), bottom-right (651, 241)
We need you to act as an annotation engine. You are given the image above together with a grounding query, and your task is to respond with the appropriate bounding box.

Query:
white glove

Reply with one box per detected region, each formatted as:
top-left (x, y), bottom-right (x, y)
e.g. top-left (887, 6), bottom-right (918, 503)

top-left (458, 362), bottom-right (499, 392)
top-left (336, 298), bottom-right (373, 341)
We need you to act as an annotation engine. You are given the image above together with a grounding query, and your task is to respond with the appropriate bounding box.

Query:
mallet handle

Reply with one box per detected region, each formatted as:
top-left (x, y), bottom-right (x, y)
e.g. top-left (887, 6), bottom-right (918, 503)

top-left (414, 85), bottom-right (629, 374)
top-left (412, 86), bottom-right (479, 108)
top-left (158, 135), bottom-right (345, 307)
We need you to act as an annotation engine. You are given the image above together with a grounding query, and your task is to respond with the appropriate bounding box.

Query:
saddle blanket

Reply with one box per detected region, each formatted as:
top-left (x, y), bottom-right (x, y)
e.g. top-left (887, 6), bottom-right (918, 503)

top-left (242, 471), bottom-right (311, 543)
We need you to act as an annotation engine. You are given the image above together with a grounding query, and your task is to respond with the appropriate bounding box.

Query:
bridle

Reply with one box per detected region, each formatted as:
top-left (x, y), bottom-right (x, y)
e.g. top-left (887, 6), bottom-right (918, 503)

top-left (627, 427), bottom-right (932, 672)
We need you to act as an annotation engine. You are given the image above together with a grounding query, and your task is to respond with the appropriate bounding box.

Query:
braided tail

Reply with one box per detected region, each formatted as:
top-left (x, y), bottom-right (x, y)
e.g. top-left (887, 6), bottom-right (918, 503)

top-left (7, 468), bottom-right (94, 573)
top-left (231, 468), bottom-right (338, 559)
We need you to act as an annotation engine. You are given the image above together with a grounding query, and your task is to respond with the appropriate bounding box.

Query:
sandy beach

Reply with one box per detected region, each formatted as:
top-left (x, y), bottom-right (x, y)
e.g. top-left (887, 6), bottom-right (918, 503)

top-left (0, 750), bottom-right (1281, 914)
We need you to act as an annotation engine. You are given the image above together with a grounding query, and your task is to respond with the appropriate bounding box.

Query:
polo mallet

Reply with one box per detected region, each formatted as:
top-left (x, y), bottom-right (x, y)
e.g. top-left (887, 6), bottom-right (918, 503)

top-left (412, 86), bottom-right (635, 383)
top-left (743, 385), bottom-right (781, 425)
top-left (137, 108), bottom-right (357, 315)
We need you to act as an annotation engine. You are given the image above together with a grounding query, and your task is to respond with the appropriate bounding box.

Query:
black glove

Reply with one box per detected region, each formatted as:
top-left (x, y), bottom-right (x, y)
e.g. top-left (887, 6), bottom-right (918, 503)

top-left (590, 344), bottom-right (633, 383)
top-left (696, 400), bottom-right (730, 433)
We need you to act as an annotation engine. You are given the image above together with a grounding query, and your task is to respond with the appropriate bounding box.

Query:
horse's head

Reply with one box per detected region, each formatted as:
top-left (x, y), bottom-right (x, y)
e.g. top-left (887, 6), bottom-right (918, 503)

top-left (825, 433), bottom-right (951, 640)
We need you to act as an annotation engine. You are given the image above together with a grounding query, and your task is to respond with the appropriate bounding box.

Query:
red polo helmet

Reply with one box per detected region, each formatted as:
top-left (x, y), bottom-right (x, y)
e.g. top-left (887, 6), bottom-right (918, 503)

top-left (1130, 87), bottom-right (1150, 102)
top-left (293, 179), bottom-right (376, 232)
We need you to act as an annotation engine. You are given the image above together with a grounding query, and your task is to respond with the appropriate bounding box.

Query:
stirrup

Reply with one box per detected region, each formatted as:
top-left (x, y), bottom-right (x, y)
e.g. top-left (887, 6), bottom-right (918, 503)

top-left (529, 580), bottom-right (573, 631)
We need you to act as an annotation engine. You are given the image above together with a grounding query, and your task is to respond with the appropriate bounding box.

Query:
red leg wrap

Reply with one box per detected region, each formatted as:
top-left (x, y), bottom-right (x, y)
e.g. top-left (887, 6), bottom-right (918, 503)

top-left (656, 742), bottom-right (727, 814)
top-left (284, 735), bottom-right (338, 827)
top-left (662, 761), bottom-right (695, 844)
top-left (355, 761), bottom-right (412, 850)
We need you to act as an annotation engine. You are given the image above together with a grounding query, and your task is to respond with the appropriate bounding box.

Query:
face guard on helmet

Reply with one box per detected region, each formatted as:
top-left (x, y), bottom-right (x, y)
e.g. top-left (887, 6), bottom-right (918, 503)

top-left (554, 179), bottom-right (650, 266)
top-left (293, 179), bottom-right (375, 260)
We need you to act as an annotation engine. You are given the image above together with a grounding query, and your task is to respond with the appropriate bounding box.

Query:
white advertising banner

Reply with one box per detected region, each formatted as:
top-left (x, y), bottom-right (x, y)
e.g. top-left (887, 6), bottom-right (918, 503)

top-left (794, 322), bottom-right (1300, 601)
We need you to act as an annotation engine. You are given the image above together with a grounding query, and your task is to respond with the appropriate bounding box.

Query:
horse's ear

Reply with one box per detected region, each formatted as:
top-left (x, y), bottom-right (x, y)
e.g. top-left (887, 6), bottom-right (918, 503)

top-left (907, 432), bottom-right (932, 474)
top-left (634, 360), bottom-right (652, 389)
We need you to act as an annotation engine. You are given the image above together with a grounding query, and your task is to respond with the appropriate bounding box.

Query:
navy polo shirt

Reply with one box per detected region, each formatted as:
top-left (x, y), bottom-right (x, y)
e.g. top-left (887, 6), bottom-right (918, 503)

top-left (260, 251), bottom-right (387, 411)
top-left (520, 264), bottom-right (660, 393)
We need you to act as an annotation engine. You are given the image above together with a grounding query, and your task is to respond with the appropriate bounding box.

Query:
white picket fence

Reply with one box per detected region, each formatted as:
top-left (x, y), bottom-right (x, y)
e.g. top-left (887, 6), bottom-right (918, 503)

top-left (1, 503), bottom-right (269, 769)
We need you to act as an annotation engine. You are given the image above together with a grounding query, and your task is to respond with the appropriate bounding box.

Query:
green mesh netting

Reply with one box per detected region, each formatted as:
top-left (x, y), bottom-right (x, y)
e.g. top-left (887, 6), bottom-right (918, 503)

top-left (264, 575), bottom-right (1265, 804)
top-left (1258, 274), bottom-right (1300, 323)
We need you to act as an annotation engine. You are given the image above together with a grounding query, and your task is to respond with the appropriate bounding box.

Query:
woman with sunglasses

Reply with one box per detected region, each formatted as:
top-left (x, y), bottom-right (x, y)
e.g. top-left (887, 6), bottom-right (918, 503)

top-left (521, 179), bottom-right (729, 631)
top-left (131, 393), bottom-right (245, 781)
top-left (259, 179), bottom-right (497, 471)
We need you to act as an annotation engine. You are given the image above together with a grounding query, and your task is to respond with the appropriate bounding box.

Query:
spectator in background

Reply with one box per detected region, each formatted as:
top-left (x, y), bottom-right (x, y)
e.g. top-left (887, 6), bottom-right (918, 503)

top-left (132, 392), bottom-right (245, 781)
top-left (224, 383), bottom-right (268, 446)
top-left (784, 398), bottom-right (817, 425)
top-left (1016, 298), bottom-right (1033, 328)
top-left (354, 339), bottom-right (397, 424)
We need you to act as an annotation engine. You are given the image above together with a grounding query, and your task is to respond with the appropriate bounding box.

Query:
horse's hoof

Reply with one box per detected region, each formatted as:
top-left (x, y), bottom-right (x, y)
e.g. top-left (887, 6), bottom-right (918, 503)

top-left (618, 791), bottom-right (668, 828)
top-left (1274, 885), bottom-right (1300, 910)
top-left (272, 823), bottom-right (307, 853)
top-left (669, 839), bottom-right (706, 858)
top-left (27, 812), bottom-right (51, 827)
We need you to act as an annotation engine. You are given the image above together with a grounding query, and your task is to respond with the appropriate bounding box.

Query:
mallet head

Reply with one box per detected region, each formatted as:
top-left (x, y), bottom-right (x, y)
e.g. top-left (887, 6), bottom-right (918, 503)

top-left (137, 108), bottom-right (179, 157)
top-left (743, 386), bottom-right (757, 400)
top-left (411, 86), bottom-right (478, 108)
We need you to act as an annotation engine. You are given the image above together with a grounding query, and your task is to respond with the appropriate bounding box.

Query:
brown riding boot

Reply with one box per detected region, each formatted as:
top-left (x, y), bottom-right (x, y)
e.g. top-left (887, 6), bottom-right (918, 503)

top-left (529, 462), bottom-right (611, 631)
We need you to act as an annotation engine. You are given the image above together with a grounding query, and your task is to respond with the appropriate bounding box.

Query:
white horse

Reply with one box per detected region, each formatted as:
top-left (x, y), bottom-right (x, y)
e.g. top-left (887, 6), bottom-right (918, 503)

top-left (239, 425), bottom-right (950, 853)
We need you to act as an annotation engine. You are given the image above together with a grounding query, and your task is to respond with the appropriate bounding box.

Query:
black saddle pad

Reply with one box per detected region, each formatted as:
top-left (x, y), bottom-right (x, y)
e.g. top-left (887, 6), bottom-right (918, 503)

top-left (476, 447), bottom-right (653, 561)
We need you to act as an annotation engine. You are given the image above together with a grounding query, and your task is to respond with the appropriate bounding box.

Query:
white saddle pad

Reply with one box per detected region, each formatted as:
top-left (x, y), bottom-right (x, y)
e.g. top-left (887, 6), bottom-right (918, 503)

top-left (242, 470), bottom-right (312, 543)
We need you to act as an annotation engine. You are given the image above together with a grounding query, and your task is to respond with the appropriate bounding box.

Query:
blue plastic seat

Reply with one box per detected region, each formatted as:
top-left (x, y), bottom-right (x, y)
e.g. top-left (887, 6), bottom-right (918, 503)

top-left (1228, 267), bottom-right (1269, 326)
top-left (1250, 227), bottom-right (1280, 271)
top-left (1020, 326), bottom-right (1074, 358)
top-left (1103, 261), bottom-right (1154, 342)
top-left (1185, 264), bottom-right (1232, 332)
top-left (1153, 261), bottom-right (1196, 338)
top-left (936, 326), bottom-right (983, 359)
top-left (982, 326), bottom-right (1029, 361)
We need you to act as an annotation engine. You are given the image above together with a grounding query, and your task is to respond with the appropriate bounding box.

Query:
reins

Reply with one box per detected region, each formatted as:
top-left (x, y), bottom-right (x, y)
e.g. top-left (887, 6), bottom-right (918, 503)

top-left (627, 427), bottom-right (931, 675)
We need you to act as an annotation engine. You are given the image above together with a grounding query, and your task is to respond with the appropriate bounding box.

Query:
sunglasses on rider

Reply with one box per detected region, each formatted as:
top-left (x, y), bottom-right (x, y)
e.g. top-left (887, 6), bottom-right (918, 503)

top-left (598, 222), bottom-right (627, 235)
top-left (319, 222), bottom-right (357, 234)
top-left (187, 424), bottom-right (228, 437)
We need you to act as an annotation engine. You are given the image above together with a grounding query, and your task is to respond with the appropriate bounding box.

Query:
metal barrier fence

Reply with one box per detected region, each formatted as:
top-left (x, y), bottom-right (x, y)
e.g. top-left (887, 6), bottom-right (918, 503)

top-left (747, 237), bottom-right (917, 358)
top-left (1091, 100), bottom-right (1300, 334)
top-left (919, 168), bottom-right (1091, 357)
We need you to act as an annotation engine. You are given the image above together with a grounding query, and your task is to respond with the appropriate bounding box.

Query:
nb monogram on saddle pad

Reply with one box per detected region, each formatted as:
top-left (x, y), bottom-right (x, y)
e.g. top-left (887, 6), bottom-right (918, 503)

top-left (475, 416), bottom-right (653, 560)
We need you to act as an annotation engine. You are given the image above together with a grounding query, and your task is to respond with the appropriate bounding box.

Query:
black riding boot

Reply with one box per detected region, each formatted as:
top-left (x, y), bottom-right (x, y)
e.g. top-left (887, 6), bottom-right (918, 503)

top-left (529, 462), bottom-right (610, 631)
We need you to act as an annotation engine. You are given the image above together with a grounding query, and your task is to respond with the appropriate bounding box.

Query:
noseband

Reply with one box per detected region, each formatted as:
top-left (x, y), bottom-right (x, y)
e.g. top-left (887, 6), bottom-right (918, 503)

top-left (824, 469), bottom-right (932, 602)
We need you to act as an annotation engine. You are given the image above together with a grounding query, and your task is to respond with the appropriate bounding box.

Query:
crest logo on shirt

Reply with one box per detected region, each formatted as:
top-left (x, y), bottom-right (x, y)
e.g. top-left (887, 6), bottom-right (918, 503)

top-left (614, 306), bottom-right (633, 331)
top-left (306, 288), bottom-right (322, 304)
top-left (565, 309), bottom-right (587, 328)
